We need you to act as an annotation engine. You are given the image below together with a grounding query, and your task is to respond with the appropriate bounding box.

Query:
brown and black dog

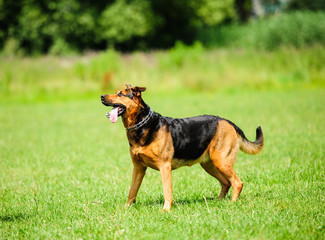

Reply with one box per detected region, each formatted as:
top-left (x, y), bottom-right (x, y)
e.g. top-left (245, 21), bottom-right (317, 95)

top-left (101, 84), bottom-right (264, 212)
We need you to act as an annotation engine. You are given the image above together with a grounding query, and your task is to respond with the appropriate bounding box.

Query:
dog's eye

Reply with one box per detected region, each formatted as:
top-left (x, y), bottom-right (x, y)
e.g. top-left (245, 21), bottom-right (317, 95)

top-left (118, 92), bottom-right (125, 97)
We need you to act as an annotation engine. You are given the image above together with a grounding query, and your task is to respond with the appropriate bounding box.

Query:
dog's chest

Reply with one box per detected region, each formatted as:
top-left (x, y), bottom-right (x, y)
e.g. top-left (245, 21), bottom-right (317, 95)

top-left (130, 146), bottom-right (160, 170)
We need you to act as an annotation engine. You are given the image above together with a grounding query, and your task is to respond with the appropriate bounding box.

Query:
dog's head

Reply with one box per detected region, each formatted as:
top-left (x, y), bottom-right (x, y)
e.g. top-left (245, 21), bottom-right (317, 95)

top-left (101, 84), bottom-right (146, 123)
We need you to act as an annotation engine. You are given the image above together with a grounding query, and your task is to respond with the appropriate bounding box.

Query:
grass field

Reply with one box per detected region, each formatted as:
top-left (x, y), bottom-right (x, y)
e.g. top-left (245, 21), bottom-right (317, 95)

top-left (1, 88), bottom-right (324, 239)
top-left (1, 47), bottom-right (325, 239)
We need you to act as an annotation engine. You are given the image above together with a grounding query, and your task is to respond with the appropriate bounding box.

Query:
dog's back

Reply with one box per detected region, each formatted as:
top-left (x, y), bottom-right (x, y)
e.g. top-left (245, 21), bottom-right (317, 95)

top-left (161, 115), bottom-right (221, 160)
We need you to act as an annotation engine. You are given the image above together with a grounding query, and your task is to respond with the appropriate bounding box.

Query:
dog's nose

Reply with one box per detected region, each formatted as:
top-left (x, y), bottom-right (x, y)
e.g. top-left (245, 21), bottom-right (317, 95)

top-left (101, 95), bottom-right (106, 100)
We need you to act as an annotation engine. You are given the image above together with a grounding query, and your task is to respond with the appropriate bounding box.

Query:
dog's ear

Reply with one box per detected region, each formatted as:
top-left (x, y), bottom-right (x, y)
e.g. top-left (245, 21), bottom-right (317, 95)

top-left (125, 84), bottom-right (132, 89)
top-left (131, 86), bottom-right (146, 94)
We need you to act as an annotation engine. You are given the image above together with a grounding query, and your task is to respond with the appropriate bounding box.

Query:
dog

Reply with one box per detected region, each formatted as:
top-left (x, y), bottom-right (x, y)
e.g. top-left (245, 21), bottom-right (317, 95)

top-left (101, 84), bottom-right (264, 211)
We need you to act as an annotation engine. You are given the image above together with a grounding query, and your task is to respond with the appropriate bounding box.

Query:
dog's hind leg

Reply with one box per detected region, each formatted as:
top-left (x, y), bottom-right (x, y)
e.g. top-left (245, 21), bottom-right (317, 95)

top-left (210, 157), bottom-right (243, 201)
top-left (209, 120), bottom-right (244, 201)
top-left (200, 160), bottom-right (231, 199)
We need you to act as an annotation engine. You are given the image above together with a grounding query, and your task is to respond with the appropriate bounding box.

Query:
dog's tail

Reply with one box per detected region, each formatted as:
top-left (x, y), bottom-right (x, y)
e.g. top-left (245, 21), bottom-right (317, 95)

top-left (239, 126), bottom-right (264, 155)
top-left (227, 120), bottom-right (264, 155)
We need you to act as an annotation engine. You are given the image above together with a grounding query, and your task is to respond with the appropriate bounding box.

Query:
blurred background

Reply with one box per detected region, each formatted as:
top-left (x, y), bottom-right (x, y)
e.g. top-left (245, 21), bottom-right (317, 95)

top-left (0, 0), bottom-right (325, 100)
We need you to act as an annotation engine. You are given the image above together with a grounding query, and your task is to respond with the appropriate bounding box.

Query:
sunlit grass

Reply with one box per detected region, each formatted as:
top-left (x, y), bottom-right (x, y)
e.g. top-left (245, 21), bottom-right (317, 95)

top-left (1, 89), bottom-right (324, 239)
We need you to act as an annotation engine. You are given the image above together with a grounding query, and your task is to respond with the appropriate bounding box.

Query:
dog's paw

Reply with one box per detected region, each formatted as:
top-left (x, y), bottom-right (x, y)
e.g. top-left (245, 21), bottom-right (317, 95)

top-left (160, 209), bottom-right (170, 213)
top-left (160, 206), bottom-right (171, 213)
top-left (124, 201), bottom-right (135, 209)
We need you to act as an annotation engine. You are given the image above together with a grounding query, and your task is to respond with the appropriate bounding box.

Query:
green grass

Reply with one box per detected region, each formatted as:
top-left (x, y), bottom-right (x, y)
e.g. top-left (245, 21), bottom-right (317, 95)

top-left (1, 88), bottom-right (324, 239)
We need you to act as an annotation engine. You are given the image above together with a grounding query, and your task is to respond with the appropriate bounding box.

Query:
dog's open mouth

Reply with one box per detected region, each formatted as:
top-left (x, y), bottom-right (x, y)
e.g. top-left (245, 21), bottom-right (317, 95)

top-left (105, 105), bottom-right (126, 123)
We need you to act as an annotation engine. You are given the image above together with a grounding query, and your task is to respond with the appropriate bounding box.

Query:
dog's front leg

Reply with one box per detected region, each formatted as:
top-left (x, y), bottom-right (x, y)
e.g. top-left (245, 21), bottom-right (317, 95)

top-left (160, 162), bottom-right (173, 212)
top-left (126, 164), bottom-right (147, 206)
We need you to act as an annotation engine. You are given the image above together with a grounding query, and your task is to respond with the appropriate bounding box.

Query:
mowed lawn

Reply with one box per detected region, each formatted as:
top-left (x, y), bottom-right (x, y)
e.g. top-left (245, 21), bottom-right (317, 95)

top-left (0, 89), bottom-right (324, 239)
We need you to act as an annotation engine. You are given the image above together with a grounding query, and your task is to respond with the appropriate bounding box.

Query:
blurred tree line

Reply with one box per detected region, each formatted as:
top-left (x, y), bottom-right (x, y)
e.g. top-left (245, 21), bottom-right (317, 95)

top-left (0, 0), bottom-right (324, 54)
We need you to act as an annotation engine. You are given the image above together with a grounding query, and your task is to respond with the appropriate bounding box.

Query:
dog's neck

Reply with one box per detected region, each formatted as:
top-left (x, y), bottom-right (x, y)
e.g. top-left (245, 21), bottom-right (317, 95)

top-left (121, 101), bottom-right (152, 130)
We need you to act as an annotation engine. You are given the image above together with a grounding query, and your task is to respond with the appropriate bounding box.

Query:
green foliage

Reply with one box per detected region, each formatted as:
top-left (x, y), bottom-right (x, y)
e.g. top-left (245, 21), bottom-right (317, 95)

top-left (1, 38), bottom-right (22, 56)
top-left (2, 0), bottom-right (325, 54)
top-left (199, 11), bottom-right (325, 50)
top-left (17, 1), bottom-right (49, 53)
top-left (48, 0), bottom-right (97, 53)
top-left (0, 0), bottom-right (101, 54)
top-left (74, 49), bottom-right (121, 82)
top-left (99, 0), bottom-right (154, 47)
top-left (49, 38), bottom-right (77, 55)
top-left (1, 0), bottom-right (98, 54)
top-left (0, 0), bottom-right (237, 53)
top-left (191, 0), bottom-right (236, 25)
top-left (252, 11), bottom-right (325, 50)
top-left (286, 0), bottom-right (325, 11)
top-left (158, 41), bottom-right (204, 69)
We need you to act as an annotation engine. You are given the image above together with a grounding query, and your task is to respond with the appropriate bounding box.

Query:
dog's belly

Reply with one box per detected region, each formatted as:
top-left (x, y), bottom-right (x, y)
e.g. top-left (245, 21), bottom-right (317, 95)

top-left (171, 153), bottom-right (210, 170)
top-left (131, 146), bottom-right (210, 171)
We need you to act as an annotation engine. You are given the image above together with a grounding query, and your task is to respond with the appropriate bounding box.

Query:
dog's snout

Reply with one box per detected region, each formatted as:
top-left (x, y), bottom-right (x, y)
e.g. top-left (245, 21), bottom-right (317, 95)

top-left (101, 95), bottom-right (106, 101)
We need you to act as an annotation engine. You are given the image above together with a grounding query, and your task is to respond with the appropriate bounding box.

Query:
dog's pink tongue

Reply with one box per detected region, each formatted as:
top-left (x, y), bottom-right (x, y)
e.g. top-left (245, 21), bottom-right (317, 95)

top-left (109, 107), bottom-right (119, 123)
